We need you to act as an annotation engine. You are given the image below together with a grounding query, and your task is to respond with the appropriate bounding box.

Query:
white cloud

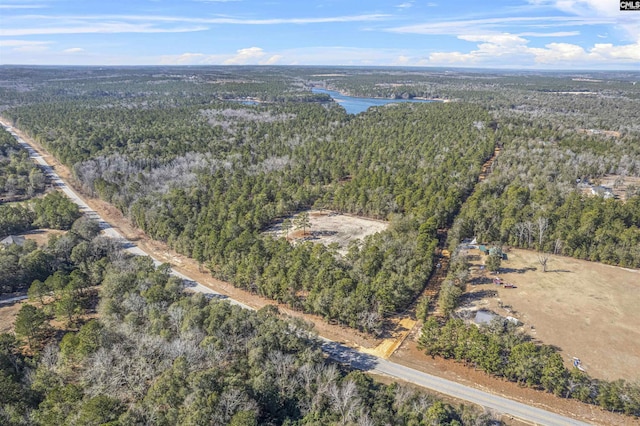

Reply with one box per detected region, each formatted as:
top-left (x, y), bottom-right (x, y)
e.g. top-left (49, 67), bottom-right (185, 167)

top-left (427, 33), bottom-right (532, 65)
top-left (396, 2), bottom-right (414, 8)
top-left (160, 46), bottom-right (418, 67)
top-left (1, 13), bottom-right (389, 37)
top-left (160, 47), bottom-right (281, 66)
top-left (388, 16), bottom-right (614, 36)
top-left (428, 51), bottom-right (476, 64)
top-left (590, 42), bottom-right (640, 60)
top-left (534, 0), bottom-right (617, 17)
top-left (11, 45), bottom-right (49, 53)
top-left (8, 13), bottom-right (389, 25)
top-left (528, 42), bottom-right (586, 63)
top-left (170, 53), bottom-right (206, 64)
top-left (426, 32), bottom-right (640, 67)
top-left (517, 31), bottom-right (579, 37)
top-left (266, 46), bottom-right (418, 66)
top-left (0, 39), bottom-right (52, 53)
top-left (528, 0), bottom-right (640, 39)
top-left (0, 23), bottom-right (208, 36)
top-left (394, 55), bottom-right (411, 65)
top-left (0, 39), bottom-right (51, 47)
top-left (63, 47), bottom-right (84, 53)
top-left (223, 46), bottom-right (266, 65)
top-left (528, 40), bottom-right (640, 63)
top-left (458, 33), bottom-right (528, 45)
top-left (194, 13), bottom-right (389, 25)
top-left (223, 47), bottom-right (281, 65)
top-left (0, 4), bottom-right (45, 9)
top-left (263, 54), bottom-right (282, 65)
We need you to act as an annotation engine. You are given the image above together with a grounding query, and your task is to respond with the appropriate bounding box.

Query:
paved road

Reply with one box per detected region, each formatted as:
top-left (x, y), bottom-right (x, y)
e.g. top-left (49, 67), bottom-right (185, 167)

top-left (1, 120), bottom-right (592, 426)
top-left (1, 121), bottom-right (251, 310)
top-left (323, 340), bottom-right (590, 425)
top-left (0, 294), bottom-right (28, 305)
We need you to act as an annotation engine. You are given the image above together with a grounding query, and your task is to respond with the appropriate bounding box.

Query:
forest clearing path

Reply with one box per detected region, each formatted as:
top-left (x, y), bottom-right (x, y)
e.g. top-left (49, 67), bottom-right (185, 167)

top-left (405, 142), bottom-right (501, 327)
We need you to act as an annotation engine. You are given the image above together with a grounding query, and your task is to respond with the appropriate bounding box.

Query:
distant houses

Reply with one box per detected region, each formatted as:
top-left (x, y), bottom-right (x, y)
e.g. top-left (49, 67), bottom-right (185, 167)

top-left (590, 185), bottom-right (614, 199)
top-left (474, 310), bottom-right (497, 326)
top-left (473, 310), bottom-right (520, 327)
top-left (0, 235), bottom-right (26, 247)
top-left (577, 179), bottom-right (615, 199)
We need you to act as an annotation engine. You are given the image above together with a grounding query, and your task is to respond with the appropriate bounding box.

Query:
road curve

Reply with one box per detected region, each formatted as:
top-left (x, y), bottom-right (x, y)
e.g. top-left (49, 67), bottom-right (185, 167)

top-left (1, 120), bottom-right (592, 426)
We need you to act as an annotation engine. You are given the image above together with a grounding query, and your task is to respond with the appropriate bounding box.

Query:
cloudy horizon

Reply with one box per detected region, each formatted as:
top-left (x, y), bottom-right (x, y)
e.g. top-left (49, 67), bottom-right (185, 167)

top-left (1, 0), bottom-right (639, 69)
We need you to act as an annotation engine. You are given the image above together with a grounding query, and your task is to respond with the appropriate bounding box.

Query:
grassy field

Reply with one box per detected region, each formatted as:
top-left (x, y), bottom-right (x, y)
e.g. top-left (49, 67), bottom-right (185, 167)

top-left (460, 247), bottom-right (640, 381)
top-left (0, 301), bottom-right (22, 334)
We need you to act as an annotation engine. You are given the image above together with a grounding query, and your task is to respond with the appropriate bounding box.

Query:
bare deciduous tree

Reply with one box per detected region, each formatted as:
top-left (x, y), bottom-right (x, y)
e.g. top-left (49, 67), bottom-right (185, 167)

top-left (537, 216), bottom-right (549, 249)
top-left (357, 309), bottom-right (382, 336)
top-left (514, 222), bottom-right (526, 246)
top-left (524, 221), bottom-right (535, 248)
top-left (329, 379), bottom-right (361, 426)
top-left (537, 253), bottom-right (550, 272)
top-left (554, 238), bottom-right (563, 255)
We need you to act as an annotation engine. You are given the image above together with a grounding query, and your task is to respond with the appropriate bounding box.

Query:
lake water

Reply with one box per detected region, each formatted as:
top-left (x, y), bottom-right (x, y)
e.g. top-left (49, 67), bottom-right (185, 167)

top-left (312, 87), bottom-right (436, 114)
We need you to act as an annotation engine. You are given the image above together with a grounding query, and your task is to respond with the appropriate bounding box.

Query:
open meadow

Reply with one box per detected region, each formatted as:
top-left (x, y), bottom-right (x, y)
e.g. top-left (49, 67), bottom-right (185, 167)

top-left (460, 247), bottom-right (640, 381)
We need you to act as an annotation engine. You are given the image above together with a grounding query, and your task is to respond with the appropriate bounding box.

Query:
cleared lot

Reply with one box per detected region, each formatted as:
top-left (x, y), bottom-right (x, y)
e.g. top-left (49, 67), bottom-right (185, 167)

top-left (265, 209), bottom-right (388, 255)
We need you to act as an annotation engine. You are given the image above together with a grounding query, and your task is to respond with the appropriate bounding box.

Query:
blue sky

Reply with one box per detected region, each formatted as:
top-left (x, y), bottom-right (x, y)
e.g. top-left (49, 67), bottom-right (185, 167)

top-left (1, 0), bottom-right (639, 69)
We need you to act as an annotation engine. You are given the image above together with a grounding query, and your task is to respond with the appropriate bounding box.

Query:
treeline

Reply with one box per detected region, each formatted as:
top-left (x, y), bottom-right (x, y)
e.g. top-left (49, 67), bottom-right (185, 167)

top-left (4, 74), bottom-right (495, 332)
top-left (0, 66), bottom-right (329, 107)
top-left (0, 128), bottom-right (46, 200)
top-left (2, 234), bottom-right (495, 425)
top-left (419, 317), bottom-right (640, 416)
top-left (311, 70), bottom-right (640, 134)
top-left (1, 125), bottom-right (80, 257)
top-left (0, 191), bottom-right (81, 240)
top-left (451, 116), bottom-right (640, 267)
top-left (0, 212), bottom-right (91, 297)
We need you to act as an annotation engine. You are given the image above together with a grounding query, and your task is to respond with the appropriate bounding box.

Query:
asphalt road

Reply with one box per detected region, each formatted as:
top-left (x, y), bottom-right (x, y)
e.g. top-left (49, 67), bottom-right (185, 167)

top-left (0, 294), bottom-right (28, 305)
top-left (1, 120), bottom-right (592, 426)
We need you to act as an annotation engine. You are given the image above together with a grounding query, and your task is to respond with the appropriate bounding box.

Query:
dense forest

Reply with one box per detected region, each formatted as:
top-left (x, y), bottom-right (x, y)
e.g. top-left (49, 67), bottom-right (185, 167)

top-left (1, 66), bottom-right (639, 422)
top-left (1, 127), bottom-right (83, 295)
top-left (1, 66), bottom-right (638, 320)
top-left (309, 70), bottom-right (640, 266)
top-left (1, 226), bottom-right (494, 425)
top-left (449, 116), bottom-right (640, 267)
top-left (1, 67), bottom-right (498, 332)
top-left (306, 69), bottom-right (640, 266)
top-left (0, 128), bottom-right (46, 202)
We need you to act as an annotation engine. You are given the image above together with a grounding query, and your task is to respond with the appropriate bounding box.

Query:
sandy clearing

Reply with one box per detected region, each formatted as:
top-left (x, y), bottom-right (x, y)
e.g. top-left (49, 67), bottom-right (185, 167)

top-left (0, 300), bottom-right (23, 334)
top-left (264, 209), bottom-right (388, 255)
top-left (20, 229), bottom-right (66, 246)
